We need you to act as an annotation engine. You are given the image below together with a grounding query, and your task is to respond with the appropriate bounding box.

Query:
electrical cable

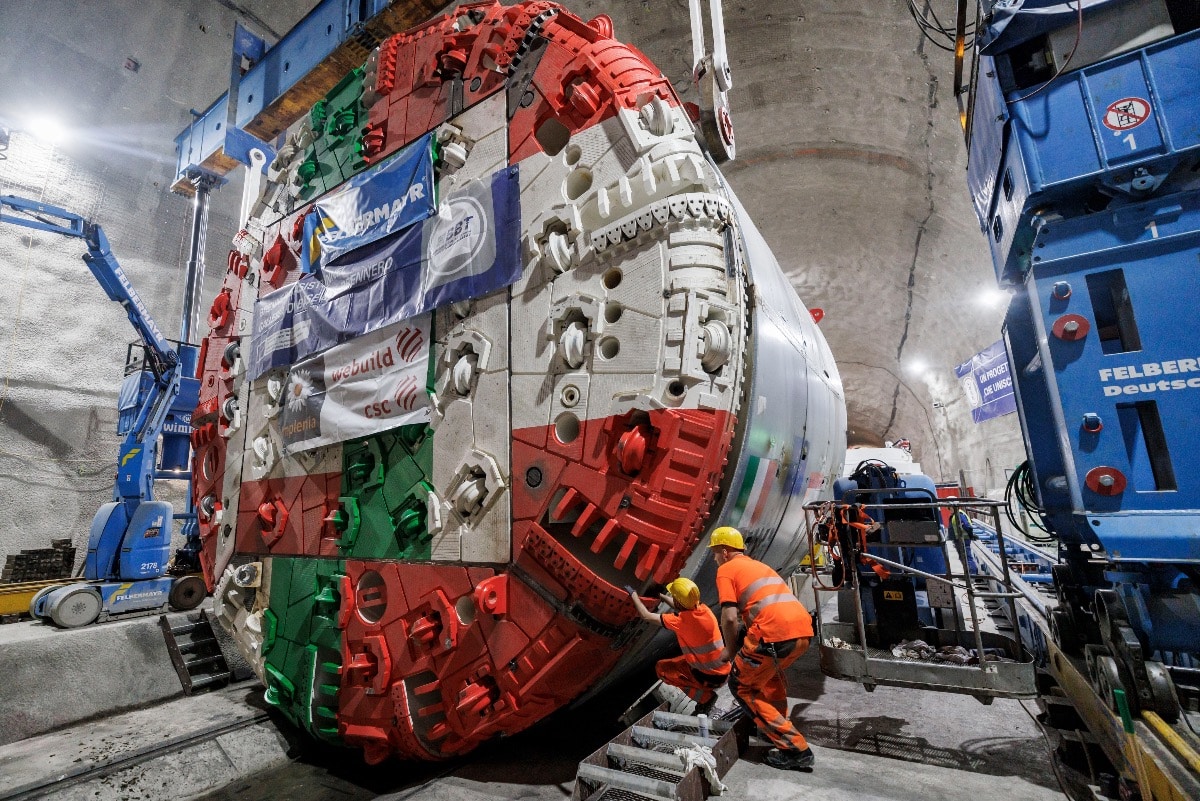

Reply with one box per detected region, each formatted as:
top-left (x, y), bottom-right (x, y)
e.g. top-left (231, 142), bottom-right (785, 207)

top-left (1011, 0), bottom-right (1084, 104)
top-left (809, 503), bottom-right (845, 591)
top-left (919, 0), bottom-right (975, 39)
top-left (910, 1), bottom-right (976, 44)
top-left (1004, 461), bottom-right (1056, 544)
top-left (1018, 699), bottom-right (1075, 801)
top-left (906, 0), bottom-right (975, 52)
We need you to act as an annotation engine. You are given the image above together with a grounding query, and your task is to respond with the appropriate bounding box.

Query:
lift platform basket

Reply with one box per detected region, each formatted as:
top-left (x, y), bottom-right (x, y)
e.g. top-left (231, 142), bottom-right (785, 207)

top-left (806, 495), bottom-right (1039, 701)
top-left (819, 621), bottom-right (1036, 699)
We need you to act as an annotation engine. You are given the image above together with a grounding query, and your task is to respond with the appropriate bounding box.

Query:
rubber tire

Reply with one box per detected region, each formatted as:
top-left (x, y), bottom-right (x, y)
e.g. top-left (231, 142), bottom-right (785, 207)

top-left (50, 587), bottom-right (101, 628)
top-left (28, 585), bottom-right (60, 620)
top-left (169, 575), bottom-right (207, 611)
top-left (1144, 661), bottom-right (1181, 724)
top-left (1051, 608), bottom-right (1083, 656)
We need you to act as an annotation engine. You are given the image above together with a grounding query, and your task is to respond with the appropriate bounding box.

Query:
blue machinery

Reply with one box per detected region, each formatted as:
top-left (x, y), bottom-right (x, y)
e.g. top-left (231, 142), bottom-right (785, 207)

top-left (956, 1), bottom-right (1200, 798)
top-left (810, 464), bottom-right (1039, 702)
top-left (0, 196), bottom-right (205, 626)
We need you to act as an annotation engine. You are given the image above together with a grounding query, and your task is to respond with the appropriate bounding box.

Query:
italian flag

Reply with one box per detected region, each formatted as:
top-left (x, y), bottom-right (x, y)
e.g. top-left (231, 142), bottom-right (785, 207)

top-left (735, 456), bottom-right (779, 529)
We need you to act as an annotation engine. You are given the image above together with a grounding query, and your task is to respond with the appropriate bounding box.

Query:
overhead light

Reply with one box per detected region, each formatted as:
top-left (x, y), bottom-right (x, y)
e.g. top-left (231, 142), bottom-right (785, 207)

top-left (905, 357), bottom-right (928, 375)
top-left (24, 113), bottom-right (69, 145)
top-left (976, 287), bottom-right (1010, 308)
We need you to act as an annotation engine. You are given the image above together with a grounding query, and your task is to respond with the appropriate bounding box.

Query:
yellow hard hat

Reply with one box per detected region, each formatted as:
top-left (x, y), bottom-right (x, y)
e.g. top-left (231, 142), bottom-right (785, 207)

top-left (708, 526), bottom-right (744, 550)
top-left (666, 577), bottom-right (700, 609)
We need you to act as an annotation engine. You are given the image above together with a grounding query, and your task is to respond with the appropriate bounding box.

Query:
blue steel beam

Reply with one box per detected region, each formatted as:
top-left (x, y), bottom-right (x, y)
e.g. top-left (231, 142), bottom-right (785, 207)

top-left (172, 0), bottom-right (447, 195)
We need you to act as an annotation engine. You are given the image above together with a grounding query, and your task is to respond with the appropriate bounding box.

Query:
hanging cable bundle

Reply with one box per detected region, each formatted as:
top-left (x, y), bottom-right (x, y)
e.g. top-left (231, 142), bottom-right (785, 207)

top-left (905, 0), bottom-right (975, 53)
top-left (819, 503), bottom-right (891, 589)
top-left (849, 459), bottom-right (900, 492)
top-left (1004, 460), bottom-right (1056, 544)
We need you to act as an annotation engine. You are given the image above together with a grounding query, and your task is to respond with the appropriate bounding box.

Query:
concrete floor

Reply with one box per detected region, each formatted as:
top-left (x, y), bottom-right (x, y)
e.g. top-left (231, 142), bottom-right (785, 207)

top-left (0, 589), bottom-right (1064, 801)
top-left (193, 638), bottom-right (1064, 801)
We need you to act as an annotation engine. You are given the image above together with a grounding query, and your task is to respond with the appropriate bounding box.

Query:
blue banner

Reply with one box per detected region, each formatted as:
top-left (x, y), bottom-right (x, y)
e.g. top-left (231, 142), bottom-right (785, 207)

top-left (955, 340), bottom-right (1017, 424)
top-left (250, 165), bottom-right (521, 379)
top-left (304, 133), bottom-right (436, 270)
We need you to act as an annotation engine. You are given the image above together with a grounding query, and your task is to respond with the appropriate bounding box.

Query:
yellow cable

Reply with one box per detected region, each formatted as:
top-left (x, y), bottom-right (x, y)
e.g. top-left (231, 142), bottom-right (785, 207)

top-left (1142, 710), bottom-right (1200, 776)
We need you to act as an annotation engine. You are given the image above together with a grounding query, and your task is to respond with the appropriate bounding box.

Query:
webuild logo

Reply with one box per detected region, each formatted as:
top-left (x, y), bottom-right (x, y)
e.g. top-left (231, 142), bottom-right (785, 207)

top-left (326, 325), bottom-right (425, 385)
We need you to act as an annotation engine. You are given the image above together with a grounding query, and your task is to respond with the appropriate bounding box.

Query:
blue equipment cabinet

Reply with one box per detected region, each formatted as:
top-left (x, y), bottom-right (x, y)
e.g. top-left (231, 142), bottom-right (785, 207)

top-left (834, 463), bottom-right (950, 633)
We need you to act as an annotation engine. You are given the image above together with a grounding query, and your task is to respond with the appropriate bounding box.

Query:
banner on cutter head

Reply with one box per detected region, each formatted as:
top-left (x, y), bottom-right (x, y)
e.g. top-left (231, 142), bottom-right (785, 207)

top-left (955, 340), bottom-right (1017, 424)
top-left (302, 133), bottom-right (436, 272)
top-left (279, 316), bottom-right (431, 453)
top-left (250, 165), bottom-right (521, 379)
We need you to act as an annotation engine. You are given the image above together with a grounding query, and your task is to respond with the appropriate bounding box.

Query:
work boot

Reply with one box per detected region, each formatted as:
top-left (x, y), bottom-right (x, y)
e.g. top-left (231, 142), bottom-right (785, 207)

top-left (764, 747), bottom-right (815, 771)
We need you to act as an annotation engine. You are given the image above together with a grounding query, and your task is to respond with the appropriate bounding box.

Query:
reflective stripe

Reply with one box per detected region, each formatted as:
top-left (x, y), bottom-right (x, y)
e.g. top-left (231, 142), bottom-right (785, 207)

top-left (681, 641), bottom-right (723, 658)
top-left (682, 638), bottom-right (727, 672)
top-left (737, 576), bottom-right (786, 608)
top-left (746, 591), bottom-right (800, 624)
top-left (691, 655), bottom-right (729, 671)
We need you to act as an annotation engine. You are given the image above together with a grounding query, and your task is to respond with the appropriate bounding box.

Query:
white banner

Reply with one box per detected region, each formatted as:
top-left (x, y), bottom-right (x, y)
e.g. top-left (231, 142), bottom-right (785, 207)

top-left (279, 316), bottom-right (431, 453)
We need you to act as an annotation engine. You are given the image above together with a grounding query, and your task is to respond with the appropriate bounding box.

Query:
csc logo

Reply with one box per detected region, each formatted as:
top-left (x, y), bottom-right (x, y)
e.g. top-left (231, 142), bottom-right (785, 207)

top-left (364, 401), bottom-right (394, 419)
top-left (363, 376), bottom-right (421, 419)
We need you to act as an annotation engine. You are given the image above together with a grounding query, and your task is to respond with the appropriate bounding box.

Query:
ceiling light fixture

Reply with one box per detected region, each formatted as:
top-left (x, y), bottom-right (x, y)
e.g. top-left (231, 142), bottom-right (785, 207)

top-left (24, 113), bottom-right (69, 145)
top-left (976, 287), bottom-right (1010, 308)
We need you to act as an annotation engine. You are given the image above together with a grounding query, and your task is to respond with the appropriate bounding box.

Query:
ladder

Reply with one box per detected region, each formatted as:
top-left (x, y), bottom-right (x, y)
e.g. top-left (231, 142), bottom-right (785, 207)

top-left (159, 611), bottom-right (232, 694)
top-left (572, 705), bottom-right (748, 801)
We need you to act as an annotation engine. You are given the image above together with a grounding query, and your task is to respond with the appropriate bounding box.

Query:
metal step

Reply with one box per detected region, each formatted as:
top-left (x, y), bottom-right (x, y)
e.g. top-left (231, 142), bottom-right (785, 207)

top-left (606, 743), bottom-right (689, 775)
top-left (630, 726), bottom-right (718, 751)
top-left (571, 702), bottom-right (749, 801)
top-left (576, 764), bottom-right (677, 801)
top-left (176, 636), bottom-right (218, 654)
top-left (650, 710), bottom-right (733, 734)
top-left (159, 611), bottom-right (232, 695)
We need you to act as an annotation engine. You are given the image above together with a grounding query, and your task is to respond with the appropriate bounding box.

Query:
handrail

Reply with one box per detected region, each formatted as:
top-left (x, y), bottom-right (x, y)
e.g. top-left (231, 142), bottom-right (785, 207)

top-left (803, 493), bottom-right (1027, 680)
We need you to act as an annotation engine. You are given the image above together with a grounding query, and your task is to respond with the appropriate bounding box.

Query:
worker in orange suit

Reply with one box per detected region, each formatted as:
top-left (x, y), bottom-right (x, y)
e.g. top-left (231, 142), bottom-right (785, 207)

top-left (709, 526), bottom-right (815, 771)
top-left (629, 577), bottom-right (730, 714)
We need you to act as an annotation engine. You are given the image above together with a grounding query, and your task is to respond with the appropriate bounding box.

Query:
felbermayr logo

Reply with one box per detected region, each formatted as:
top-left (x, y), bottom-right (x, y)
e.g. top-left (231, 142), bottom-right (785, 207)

top-left (117, 268), bottom-right (166, 344)
top-left (1098, 357), bottom-right (1200, 397)
top-left (348, 184), bottom-right (426, 235)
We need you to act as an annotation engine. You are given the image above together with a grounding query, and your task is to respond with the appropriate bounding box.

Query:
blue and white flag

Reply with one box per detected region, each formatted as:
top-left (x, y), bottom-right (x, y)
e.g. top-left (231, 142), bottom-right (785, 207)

top-left (303, 132), bottom-right (436, 270)
top-left (955, 340), bottom-right (1017, 424)
top-left (249, 165), bottom-right (521, 379)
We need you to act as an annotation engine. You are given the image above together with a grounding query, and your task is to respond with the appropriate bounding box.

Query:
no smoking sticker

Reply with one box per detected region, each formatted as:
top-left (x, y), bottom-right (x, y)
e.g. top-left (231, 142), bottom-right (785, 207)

top-left (1103, 97), bottom-right (1151, 132)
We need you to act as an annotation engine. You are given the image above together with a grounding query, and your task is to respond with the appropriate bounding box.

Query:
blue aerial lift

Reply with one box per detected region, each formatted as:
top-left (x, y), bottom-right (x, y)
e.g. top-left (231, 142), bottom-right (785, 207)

top-left (0, 195), bottom-right (206, 627)
top-left (941, 1), bottom-right (1200, 797)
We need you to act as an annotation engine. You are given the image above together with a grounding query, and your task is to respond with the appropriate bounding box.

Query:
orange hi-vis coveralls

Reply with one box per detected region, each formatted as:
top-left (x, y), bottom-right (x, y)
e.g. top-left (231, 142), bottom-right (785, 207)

top-left (658, 603), bottom-right (731, 706)
top-left (716, 553), bottom-right (813, 752)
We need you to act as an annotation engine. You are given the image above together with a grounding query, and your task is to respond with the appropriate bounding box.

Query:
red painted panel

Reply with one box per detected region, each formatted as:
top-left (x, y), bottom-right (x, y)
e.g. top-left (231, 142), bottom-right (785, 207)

top-left (234, 473), bottom-right (342, 556)
top-left (511, 407), bottom-right (735, 604)
top-left (337, 559), bottom-right (620, 761)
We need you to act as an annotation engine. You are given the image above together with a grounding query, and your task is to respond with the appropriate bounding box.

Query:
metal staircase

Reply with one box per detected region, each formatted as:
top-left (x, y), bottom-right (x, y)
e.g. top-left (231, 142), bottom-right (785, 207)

top-left (159, 611), bottom-right (232, 694)
top-left (572, 705), bottom-right (748, 801)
